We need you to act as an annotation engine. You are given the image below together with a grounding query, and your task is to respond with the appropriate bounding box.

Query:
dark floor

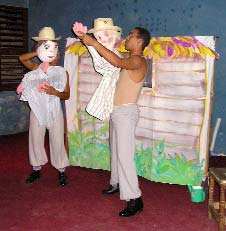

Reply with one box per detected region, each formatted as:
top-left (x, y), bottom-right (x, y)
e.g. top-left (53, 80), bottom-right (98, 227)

top-left (0, 132), bottom-right (220, 231)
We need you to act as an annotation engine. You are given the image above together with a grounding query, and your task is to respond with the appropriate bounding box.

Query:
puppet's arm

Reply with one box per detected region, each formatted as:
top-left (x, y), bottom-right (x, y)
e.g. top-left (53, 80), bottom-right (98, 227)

top-left (73, 21), bottom-right (120, 75)
top-left (73, 22), bottom-right (106, 73)
top-left (87, 46), bottom-right (106, 74)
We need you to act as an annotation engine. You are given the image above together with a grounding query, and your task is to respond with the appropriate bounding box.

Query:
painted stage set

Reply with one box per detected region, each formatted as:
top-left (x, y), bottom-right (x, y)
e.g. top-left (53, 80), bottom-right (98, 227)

top-left (64, 36), bottom-right (217, 191)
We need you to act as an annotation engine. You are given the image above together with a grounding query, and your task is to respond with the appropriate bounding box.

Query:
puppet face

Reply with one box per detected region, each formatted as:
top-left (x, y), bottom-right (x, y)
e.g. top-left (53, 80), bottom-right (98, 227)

top-left (94, 30), bottom-right (120, 50)
top-left (37, 40), bottom-right (58, 63)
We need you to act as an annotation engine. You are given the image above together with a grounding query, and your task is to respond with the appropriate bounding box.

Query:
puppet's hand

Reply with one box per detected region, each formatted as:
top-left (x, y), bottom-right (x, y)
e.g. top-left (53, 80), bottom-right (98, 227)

top-left (73, 22), bottom-right (97, 46)
top-left (215, 52), bottom-right (220, 60)
top-left (72, 22), bottom-right (87, 37)
top-left (16, 83), bottom-right (24, 94)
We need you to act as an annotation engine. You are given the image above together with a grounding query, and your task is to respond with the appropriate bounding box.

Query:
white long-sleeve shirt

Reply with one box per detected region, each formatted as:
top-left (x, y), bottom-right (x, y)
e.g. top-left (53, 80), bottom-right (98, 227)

top-left (85, 46), bottom-right (121, 120)
top-left (20, 65), bottom-right (67, 127)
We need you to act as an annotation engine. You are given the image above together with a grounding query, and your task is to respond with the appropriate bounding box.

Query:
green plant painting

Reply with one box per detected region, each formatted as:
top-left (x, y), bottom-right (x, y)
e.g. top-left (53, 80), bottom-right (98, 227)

top-left (135, 140), bottom-right (204, 186)
top-left (69, 111), bottom-right (204, 186)
top-left (68, 111), bottom-right (110, 170)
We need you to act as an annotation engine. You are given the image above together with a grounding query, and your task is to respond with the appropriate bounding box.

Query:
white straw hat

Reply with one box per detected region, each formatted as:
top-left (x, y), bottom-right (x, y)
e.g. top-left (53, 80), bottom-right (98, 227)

top-left (88, 18), bottom-right (121, 33)
top-left (32, 27), bottom-right (61, 41)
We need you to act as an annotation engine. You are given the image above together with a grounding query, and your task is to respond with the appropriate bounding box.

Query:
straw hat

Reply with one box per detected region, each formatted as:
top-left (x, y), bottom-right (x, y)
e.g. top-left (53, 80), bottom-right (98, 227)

top-left (32, 27), bottom-right (61, 41)
top-left (88, 18), bottom-right (121, 33)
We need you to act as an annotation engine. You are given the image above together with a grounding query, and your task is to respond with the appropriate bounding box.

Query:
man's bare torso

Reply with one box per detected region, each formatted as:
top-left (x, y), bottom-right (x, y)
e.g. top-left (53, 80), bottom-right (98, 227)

top-left (114, 60), bottom-right (147, 106)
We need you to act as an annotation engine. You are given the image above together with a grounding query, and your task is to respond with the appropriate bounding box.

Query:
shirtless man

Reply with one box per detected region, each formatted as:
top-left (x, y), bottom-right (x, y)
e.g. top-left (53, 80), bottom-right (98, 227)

top-left (74, 26), bottom-right (150, 217)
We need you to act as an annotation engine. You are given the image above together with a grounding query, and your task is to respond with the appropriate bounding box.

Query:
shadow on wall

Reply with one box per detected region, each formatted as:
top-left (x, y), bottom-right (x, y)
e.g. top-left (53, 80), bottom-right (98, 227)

top-left (0, 91), bottom-right (30, 135)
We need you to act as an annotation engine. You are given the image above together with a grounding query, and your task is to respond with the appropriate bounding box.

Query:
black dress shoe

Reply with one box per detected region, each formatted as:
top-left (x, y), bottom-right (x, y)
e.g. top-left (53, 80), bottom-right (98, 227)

top-left (102, 184), bottom-right (119, 195)
top-left (119, 197), bottom-right (143, 217)
top-left (58, 172), bottom-right (67, 186)
top-left (25, 170), bottom-right (40, 184)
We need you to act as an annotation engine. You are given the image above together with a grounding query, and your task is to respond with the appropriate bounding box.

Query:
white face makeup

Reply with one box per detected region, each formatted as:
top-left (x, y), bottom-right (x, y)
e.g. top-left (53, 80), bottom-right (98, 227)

top-left (94, 30), bottom-right (120, 51)
top-left (37, 40), bottom-right (58, 63)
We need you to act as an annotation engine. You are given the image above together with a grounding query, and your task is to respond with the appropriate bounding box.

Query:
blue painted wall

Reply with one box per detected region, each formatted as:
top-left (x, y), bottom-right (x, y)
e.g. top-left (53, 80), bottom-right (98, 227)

top-left (28, 0), bottom-right (226, 154)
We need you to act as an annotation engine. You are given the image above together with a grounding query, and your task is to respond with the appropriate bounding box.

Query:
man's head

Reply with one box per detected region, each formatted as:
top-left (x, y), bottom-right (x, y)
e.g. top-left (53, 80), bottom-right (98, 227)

top-left (88, 18), bottom-right (122, 51)
top-left (125, 27), bottom-right (150, 51)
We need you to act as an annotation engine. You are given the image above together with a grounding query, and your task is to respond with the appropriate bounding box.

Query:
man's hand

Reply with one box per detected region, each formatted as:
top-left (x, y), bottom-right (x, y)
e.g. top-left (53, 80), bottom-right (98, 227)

top-left (37, 82), bottom-right (50, 93)
top-left (42, 85), bottom-right (57, 96)
top-left (79, 32), bottom-right (98, 46)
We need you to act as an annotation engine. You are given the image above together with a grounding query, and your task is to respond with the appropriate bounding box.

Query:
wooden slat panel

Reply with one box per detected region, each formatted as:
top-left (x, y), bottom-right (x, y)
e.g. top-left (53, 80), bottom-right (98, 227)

top-left (137, 118), bottom-right (201, 137)
top-left (156, 84), bottom-right (206, 99)
top-left (0, 31), bottom-right (24, 36)
top-left (156, 59), bottom-right (205, 72)
top-left (139, 107), bottom-right (203, 125)
top-left (76, 55), bottom-right (207, 161)
top-left (78, 82), bottom-right (99, 94)
top-left (138, 91), bottom-right (204, 112)
top-left (135, 127), bottom-right (197, 146)
top-left (0, 5), bottom-right (28, 91)
top-left (78, 71), bottom-right (102, 83)
top-left (0, 48), bottom-right (26, 55)
top-left (78, 91), bottom-right (93, 102)
top-left (79, 56), bottom-right (94, 66)
top-left (156, 72), bottom-right (205, 85)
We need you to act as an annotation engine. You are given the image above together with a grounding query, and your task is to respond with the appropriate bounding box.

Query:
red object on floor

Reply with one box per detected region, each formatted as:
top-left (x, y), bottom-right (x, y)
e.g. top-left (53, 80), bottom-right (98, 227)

top-left (0, 132), bottom-right (218, 231)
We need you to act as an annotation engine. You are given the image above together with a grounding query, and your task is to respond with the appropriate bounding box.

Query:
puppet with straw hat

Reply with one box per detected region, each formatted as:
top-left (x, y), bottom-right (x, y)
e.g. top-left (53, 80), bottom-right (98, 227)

top-left (74, 18), bottom-right (122, 50)
top-left (72, 18), bottom-right (122, 120)
top-left (32, 26), bottom-right (61, 41)
top-left (17, 26), bottom-right (70, 187)
top-left (88, 18), bottom-right (121, 34)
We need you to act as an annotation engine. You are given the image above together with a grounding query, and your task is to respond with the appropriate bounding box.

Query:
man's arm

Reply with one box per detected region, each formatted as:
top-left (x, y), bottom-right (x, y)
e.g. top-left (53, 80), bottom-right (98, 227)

top-left (43, 72), bottom-right (70, 100)
top-left (19, 51), bottom-right (39, 71)
top-left (79, 33), bottom-right (143, 70)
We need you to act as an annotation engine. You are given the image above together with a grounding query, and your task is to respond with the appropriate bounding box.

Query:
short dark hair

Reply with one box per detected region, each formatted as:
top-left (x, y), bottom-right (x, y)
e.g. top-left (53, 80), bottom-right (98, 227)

top-left (135, 27), bottom-right (151, 50)
top-left (35, 40), bottom-right (58, 49)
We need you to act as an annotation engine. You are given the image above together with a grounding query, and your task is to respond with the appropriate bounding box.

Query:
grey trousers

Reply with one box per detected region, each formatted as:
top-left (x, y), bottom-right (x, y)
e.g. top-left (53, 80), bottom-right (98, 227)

top-left (109, 104), bottom-right (141, 200)
top-left (29, 110), bottom-right (69, 170)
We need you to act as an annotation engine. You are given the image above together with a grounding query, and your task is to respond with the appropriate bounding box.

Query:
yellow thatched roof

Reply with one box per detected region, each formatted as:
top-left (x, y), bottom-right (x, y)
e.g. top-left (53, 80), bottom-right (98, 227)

top-left (66, 36), bottom-right (218, 59)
